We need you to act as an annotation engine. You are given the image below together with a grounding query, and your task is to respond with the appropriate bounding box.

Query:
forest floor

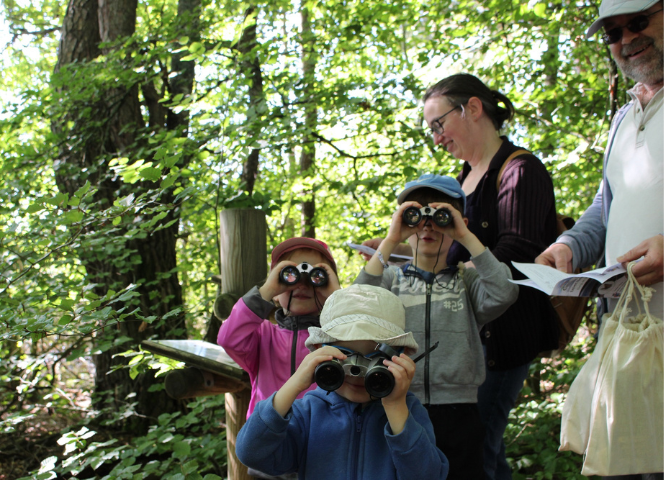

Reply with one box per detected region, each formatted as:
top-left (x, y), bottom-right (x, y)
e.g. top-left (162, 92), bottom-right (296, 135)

top-left (0, 407), bottom-right (74, 479)
top-left (0, 353), bottom-right (94, 480)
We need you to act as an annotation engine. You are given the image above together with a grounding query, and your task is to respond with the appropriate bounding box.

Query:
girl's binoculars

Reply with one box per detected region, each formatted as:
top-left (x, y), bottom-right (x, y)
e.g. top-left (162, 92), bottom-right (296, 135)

top-left (402, 206), bottom-right (453, 228)
top-left (279, 262), bottom-right (328, 287)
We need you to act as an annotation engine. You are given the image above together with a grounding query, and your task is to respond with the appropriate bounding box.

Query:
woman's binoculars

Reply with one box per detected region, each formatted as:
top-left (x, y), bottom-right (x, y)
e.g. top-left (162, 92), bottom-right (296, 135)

top-left (402, 206), bottom-right (453, 228)
top-left (279, 262), bottom-right (328, 287)
top-left (314, 344), bottom-right (400, 398)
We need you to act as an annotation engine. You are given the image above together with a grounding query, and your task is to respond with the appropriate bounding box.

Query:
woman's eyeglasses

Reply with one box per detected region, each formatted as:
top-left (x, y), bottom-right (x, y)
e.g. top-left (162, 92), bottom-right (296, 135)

top-left (602, 8), bottom-right (663, 45)
top-left (428, 105), bottom-right (461, 136)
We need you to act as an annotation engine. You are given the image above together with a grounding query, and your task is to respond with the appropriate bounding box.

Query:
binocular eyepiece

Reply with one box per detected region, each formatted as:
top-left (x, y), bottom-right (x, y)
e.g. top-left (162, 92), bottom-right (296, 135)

top-left (314, 344), bottom-right (400, 398)
top-left (402, 206), bottom-right (453, 228)
top-left (279, 262), bottom-right (329, 287)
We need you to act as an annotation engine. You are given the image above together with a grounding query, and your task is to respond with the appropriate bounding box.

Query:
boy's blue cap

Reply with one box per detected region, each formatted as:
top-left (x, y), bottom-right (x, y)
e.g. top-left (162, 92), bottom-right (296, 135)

top-left (397, 174), bottom-right (466, 214)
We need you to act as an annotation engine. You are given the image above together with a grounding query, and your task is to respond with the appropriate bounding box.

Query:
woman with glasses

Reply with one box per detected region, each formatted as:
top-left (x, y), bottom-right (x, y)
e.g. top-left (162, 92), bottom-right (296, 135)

top-left (422, 73), bottom-right (560, 480)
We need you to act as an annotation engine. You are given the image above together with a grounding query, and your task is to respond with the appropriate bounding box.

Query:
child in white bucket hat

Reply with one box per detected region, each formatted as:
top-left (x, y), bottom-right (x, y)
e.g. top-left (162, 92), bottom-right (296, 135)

top-left (236, 284), bottom-right (449, 480)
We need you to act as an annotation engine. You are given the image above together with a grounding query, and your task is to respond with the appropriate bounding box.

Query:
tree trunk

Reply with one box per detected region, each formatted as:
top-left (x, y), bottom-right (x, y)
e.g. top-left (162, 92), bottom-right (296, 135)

top-left (238, 7), bottom-right (265, 196)
top-left (52, 0), bottom-right (201, 432)
top-left (299, 6), bottom-right (317, 238)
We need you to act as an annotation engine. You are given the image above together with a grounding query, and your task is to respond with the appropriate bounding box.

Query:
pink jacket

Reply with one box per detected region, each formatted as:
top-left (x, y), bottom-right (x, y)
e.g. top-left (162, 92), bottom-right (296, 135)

top-left (217, 286), bottom-right (320, 418)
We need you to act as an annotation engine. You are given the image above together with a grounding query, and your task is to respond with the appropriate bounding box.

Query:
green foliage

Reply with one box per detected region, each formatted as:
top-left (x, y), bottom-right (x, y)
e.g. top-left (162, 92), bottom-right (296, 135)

top-left (1, 0), bottom-right (621, 475)
top-left (505, 331), bottom-right (601, 479)
top-left (18, 395), bottom-right (228, 480)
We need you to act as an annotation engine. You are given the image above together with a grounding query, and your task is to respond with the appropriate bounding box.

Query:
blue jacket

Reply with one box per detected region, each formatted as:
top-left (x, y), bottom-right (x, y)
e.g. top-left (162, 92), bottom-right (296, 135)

top-left (236, 389), bottom-right (449, 480)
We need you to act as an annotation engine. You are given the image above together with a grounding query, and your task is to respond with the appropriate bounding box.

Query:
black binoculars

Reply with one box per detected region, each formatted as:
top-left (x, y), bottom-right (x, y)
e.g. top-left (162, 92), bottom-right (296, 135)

top-left (314, 341), bottom-right (439, 398)
top-left (279, 262), bottom-right (328, 287)
top-left (314, 343), bottom-right (400, 398)
top-left (402, 206), bottom-right (453, 228)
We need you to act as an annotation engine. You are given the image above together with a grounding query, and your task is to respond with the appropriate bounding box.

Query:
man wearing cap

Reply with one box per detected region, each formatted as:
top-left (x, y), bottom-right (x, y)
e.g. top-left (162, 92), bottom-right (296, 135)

top-left (536, 1), bottom-right (663, 478)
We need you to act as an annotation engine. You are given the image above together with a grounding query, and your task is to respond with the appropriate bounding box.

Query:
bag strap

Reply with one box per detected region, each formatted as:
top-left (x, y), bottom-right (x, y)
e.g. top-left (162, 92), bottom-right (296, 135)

top-left (612, 262), bottom-right (661, 327)
top-left (496, 149), bottom-right (531, 190)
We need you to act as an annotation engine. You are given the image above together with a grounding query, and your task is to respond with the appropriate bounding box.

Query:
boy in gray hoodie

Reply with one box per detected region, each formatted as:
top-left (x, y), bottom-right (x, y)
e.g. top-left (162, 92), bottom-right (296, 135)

top-left (354, 174), bottom-right (518, 480)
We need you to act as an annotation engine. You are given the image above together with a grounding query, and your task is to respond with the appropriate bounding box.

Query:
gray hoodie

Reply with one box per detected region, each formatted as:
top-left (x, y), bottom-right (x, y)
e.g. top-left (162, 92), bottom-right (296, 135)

top-left (354, 248), bottom-right (518, 405)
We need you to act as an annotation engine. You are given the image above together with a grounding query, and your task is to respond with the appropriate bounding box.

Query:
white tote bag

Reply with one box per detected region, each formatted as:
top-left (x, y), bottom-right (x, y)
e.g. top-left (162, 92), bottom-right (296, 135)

top-left (559, 313), bottom-right (619, 454)
top-left (560, 263), bottom-right (663, 476)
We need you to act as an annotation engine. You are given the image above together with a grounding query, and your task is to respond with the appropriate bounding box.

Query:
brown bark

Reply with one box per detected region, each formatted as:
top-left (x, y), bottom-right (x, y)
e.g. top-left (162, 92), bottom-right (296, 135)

top-left (299, 6), bottom-right (317, 238)
top-left (52, 0), bottom-right (201, 432)
top-left (237, 7), bottom-right (265, 196)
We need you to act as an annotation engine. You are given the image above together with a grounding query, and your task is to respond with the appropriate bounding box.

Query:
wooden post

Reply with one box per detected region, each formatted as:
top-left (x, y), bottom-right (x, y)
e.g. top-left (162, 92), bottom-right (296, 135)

top-left (219, 208), bottom-right (267, 480)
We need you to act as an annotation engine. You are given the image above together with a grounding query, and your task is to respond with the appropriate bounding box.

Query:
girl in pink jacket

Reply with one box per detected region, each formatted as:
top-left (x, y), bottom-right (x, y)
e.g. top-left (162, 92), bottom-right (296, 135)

top-left (217, 237), bottom-right (339, 418)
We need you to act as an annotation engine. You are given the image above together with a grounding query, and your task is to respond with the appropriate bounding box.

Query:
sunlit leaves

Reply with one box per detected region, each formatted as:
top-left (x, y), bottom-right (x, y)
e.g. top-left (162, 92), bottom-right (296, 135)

top-left (1, 0), bottom-right (617, 476)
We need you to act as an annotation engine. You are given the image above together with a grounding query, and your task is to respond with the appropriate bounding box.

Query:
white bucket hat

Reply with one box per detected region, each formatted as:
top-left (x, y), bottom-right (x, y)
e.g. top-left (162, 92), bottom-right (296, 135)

top-left (586, 0), bottom-right (660, 38)
top-left (305, 284), bottom-right (418, 354)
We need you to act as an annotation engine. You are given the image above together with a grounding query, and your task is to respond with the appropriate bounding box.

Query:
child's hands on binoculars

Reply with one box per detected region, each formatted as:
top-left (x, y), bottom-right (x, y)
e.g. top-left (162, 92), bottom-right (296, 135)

top-left (259, 261), bottom-right (340, 303)
top-left (388, 201), bottom-right (469, 244)
top-left (297, 345), bottom-right (414, 402)
top-left (379, 353), bottom-right (415, 406)
top-left (293, 345), bottom-right (348, 393)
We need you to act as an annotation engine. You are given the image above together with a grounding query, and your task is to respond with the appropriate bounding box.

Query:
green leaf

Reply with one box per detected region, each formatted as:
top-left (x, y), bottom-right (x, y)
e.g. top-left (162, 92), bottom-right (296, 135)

top-left (128, 354), bottom-right (144, 366)
top-left (74, 181), bottom-right (91, 198)
top-left (182, 459), bottom-right (199, 474)
top-left (26, 203), bottom-right (43, 213)
top-left (160, 174), bottom-right (177, 189)
top-left (188, 42), bottom-right (205, 54)
top-left (58, 299), bottom-right (76, 311)
top-left (44, 192), bottom-right (68, 207)
top-left (139, 167), bottom-right (162, 182)
top-left (172, 440), bottom-right (191, 458)
top-left (62, 210), bottom-right (84, 224)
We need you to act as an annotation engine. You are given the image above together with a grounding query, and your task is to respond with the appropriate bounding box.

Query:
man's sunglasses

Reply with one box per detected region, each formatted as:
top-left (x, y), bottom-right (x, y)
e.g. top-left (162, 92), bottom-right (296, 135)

top-left (602, 8), bottom-right (663, 45)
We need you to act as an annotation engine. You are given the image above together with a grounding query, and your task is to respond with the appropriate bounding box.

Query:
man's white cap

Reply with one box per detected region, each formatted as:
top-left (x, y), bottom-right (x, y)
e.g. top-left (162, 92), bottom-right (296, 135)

top-left (587, 0), bottom-right (660, 38)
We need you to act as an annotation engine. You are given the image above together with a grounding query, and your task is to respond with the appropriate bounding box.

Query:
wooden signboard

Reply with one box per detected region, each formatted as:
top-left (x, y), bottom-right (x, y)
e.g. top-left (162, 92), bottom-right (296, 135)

top-left (142, 339), bottom-right (250, 399)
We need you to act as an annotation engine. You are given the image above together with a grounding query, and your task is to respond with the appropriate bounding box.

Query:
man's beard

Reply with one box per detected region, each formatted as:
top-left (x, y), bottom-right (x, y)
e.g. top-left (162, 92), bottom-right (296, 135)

top-left (615, 35), bottom-right (664, 85)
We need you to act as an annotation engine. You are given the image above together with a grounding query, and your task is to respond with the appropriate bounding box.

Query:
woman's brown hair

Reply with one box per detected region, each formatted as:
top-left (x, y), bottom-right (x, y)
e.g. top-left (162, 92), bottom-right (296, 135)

top-left (423, 73), bottom-right (515, 131)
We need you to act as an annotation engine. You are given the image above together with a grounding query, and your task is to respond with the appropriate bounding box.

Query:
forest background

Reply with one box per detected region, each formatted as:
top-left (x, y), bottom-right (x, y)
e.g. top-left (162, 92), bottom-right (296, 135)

top-left (0, 0), bottom-right (631, 478)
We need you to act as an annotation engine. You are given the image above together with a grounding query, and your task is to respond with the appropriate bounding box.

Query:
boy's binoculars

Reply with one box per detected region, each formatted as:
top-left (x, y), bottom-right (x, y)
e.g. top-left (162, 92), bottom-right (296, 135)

top-left (314, 343), bottom-right (400, 398)
top-left (279, 262), bottom-right (329, 287)
top-left (402, 206), bottom-right (453, 228)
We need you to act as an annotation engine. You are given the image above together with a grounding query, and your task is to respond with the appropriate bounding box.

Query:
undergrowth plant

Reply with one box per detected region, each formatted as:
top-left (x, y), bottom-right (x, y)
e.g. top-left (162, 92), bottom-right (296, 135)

top-left (506, 327), bottom-right (600, 480)
top-left (20, 353), bottom-right (228, 480)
